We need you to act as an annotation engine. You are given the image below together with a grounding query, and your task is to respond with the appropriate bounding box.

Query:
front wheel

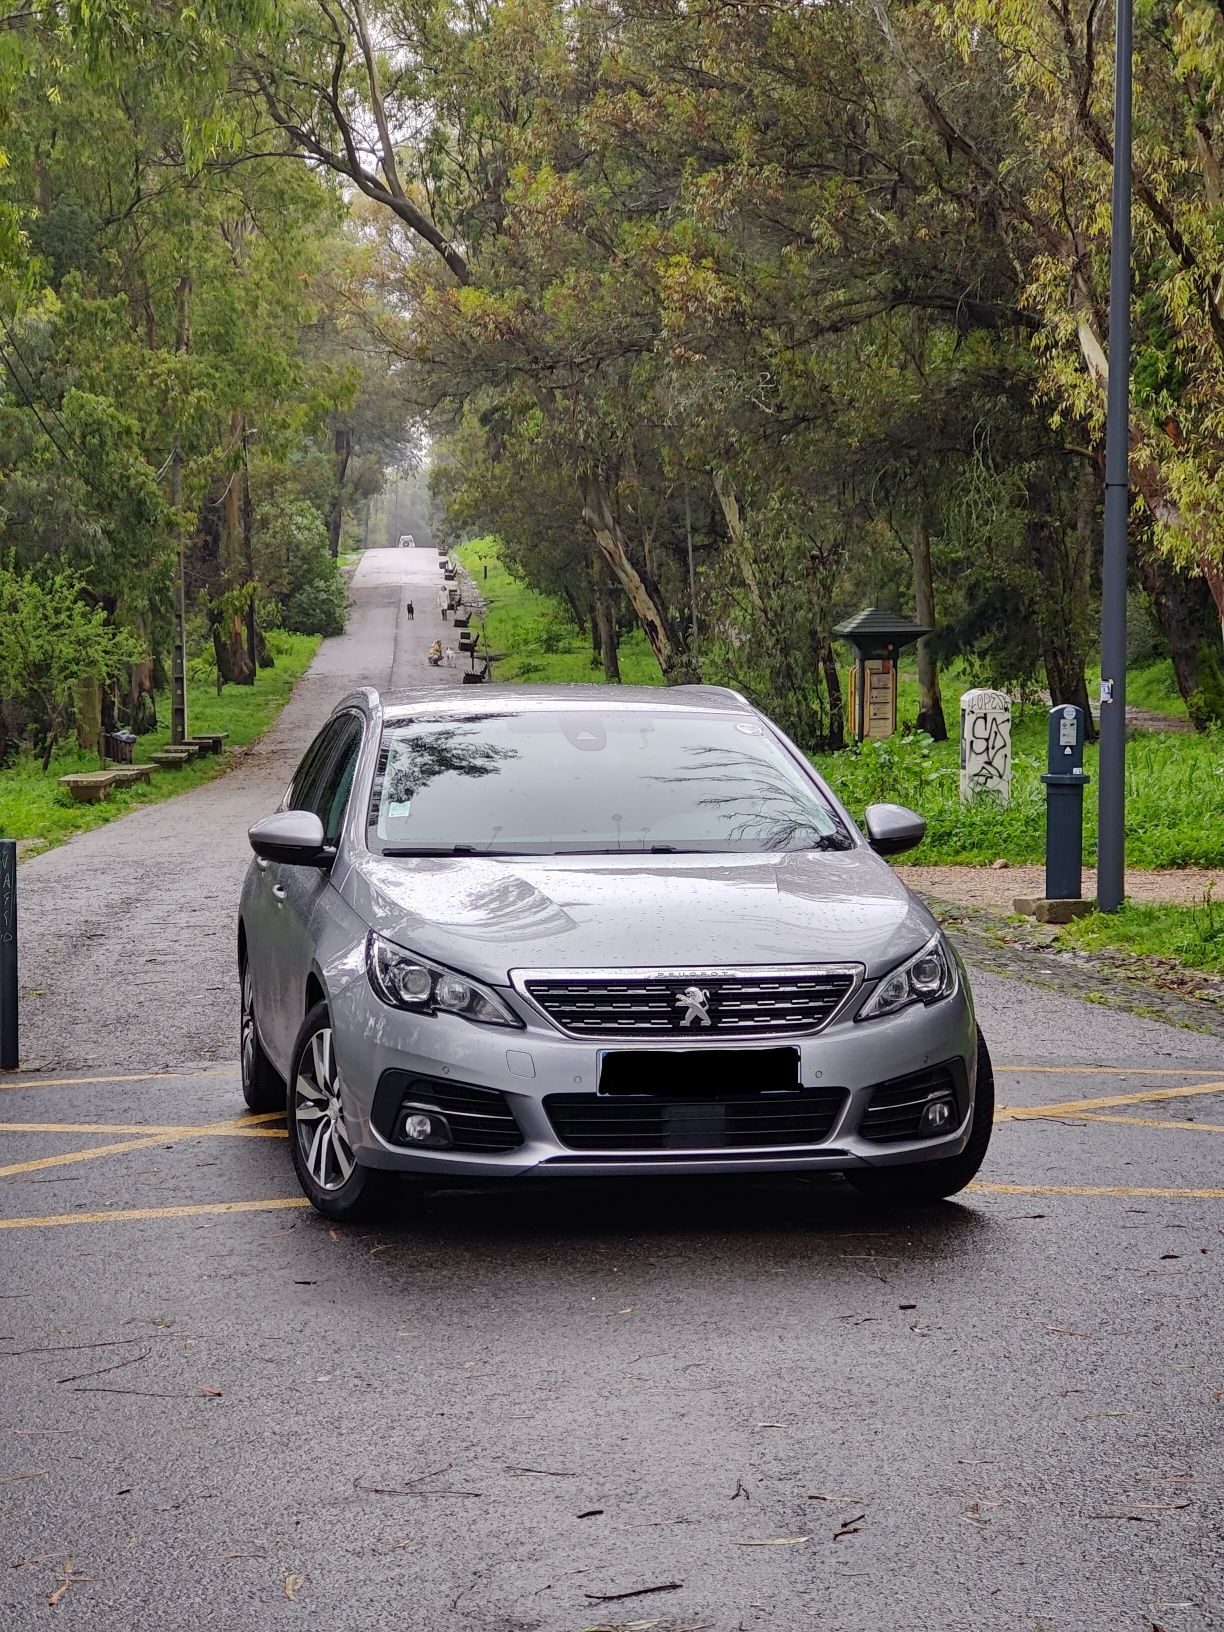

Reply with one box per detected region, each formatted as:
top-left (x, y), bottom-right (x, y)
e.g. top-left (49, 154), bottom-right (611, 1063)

top-left (287, 1001), bottom-right (390, 1221)
top-left (846, 1027), bottom-right (995, 1205)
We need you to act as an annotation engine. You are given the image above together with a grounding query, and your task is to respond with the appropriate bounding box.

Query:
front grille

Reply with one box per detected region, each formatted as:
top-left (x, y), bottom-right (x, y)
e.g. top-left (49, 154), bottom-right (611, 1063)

top-left (525, 970), bottom-right (859, 1038)
top-left (858, 1064), bottom-right (962, 1143)
top-left (372, 1073), bottom-right (523, 1152)
top-left (544, 1088), bottom-right (847, 1152)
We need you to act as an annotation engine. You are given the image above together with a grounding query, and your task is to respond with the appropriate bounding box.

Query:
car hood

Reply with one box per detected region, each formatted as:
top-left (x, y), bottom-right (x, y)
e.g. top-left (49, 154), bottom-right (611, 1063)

top-left (344, 848), bottom-right (936, 984)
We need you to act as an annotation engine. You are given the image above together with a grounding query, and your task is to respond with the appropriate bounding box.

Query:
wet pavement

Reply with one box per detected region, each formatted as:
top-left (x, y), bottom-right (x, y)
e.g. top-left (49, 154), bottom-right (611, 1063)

top-left (3, 552), bottom-right (1223, 1630)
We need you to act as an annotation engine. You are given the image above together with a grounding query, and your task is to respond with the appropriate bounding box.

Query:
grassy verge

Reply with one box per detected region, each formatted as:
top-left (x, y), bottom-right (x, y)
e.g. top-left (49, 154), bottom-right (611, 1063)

top-left (1055, 896), bottom-right (1224, 975)
top-left (0, 630), bottom-right (319, 855)
top-left (457, 536), bottom-right (662, 685)
top-left (813, 675), bottom-right (1224, 868)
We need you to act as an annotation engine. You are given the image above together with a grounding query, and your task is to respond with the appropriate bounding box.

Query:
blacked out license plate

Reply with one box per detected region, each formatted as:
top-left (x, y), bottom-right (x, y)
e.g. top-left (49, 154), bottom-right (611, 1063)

top-left (597, 1047), bottom-right (800, 1097)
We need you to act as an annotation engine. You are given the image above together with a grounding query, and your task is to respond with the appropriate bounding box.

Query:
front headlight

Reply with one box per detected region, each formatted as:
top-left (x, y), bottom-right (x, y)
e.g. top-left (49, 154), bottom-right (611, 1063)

top-left (857, 932), bottom-right (957, 1021)
top-left (367, 933), bottom-right (521, 1028)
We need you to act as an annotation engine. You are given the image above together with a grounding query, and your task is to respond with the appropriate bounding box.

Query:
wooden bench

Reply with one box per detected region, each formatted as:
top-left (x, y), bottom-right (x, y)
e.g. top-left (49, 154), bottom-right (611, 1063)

top-left (59, 770), bottom-right (121, 804)
top-left (150, 744), bottom-right (199, 766)
top-left (109, 765), bottom-right (153, 788)
top-left (186, 732), bottom-right (228, 754)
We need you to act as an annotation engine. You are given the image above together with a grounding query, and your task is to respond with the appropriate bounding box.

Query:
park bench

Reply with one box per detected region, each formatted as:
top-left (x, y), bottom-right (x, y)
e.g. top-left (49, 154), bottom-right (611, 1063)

top-left (186, 732), bottom-right (228, 754)
top-left (59, 770), bottom-right (122, 803)
top-left (108, 765), bottom-right (153, 788)
top-left (59, 764), bottom-right (155, 803)
top-left (150, 749), bottom-right (190, 768)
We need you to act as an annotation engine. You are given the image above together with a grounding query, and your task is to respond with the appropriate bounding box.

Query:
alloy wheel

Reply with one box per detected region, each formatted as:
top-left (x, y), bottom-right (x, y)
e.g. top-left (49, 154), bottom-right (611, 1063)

top-left (240, 965), bottom-right (257, 1089)
top-left (293, 1026), bottom-right (355, 1191)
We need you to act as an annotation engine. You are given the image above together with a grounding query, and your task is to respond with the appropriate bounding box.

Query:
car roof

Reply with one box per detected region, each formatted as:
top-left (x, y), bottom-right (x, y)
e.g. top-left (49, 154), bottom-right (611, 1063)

top-left (349, 683), bottom-right (755, 723)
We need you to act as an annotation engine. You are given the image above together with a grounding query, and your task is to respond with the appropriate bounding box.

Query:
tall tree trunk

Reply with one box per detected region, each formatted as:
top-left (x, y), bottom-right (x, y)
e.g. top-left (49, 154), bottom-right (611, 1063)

top-left (582, 475), bottom-right (695, 683)
top-left (220, 411), bottom-right (255, 685)
top-left (1135, 547), bottom-right (1224, 729)
top-left (712, 469), bottom-right (763, 612)
top-left (590, 548), bottom-right (621, 683)
top-left (912, 519), bottom-right (946, 740)
top-left (820, 637), bottom-right (845, 751)
top-left (328, 426), bottom-right (352, 559)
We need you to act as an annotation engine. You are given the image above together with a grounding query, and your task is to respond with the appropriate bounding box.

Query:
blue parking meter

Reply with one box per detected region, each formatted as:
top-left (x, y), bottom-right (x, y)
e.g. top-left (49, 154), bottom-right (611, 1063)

top-left (1041, 706), bottom-right (1089, 900)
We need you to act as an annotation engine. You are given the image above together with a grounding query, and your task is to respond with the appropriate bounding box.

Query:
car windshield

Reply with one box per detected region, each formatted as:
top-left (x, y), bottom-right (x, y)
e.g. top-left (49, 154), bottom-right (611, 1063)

top-left (367, 708), bottom-right (853, 856)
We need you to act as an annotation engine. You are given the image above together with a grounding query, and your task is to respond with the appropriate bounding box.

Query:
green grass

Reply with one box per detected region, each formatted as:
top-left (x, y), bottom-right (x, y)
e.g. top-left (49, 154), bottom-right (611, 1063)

top-left (457, 536), bottom-right (662, 685)
top-left (458, 536), bottom-right (1218, 868)
top-left (1057, 895), bottom-right (1224, 974)
top-left (0, 630), bottom-right (319, 855)
top-left (814, 662), bottom-right (1224, 868)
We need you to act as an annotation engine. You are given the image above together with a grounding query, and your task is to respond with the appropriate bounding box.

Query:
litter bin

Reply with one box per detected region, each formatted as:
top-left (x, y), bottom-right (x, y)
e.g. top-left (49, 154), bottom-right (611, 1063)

top-left (104, 730), bottom-right (136, 764)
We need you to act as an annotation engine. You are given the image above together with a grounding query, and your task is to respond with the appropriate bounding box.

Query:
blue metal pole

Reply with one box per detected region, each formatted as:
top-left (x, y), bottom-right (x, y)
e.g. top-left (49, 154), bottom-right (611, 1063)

top-left (1098, 0), bottom-right (1132, 913)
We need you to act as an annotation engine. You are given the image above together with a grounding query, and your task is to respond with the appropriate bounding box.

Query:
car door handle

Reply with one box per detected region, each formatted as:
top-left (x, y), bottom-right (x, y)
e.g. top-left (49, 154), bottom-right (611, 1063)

top-left (272, 884), bottom-right (287, 902)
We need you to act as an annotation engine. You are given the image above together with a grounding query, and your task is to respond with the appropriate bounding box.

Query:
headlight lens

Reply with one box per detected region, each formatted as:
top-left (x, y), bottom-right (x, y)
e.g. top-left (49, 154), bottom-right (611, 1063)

top-left (857, 933), bottom-right (957, 1021)
top-left (367, 934), bottom-right (520, 1028)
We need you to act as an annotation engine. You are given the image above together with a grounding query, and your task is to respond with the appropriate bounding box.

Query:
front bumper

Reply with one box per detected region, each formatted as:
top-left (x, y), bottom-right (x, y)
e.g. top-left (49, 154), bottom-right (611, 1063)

top-left (327, 975), bottom-right (979, 1180)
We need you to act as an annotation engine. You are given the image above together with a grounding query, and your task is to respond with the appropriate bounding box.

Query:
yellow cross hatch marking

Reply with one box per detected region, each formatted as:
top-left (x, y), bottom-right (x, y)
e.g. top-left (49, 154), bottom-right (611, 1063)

top-left (0, 1112), bottom-right (286, 1179)
top-left (0, 1068), bottom-right (233, 1094)
top-left (0, 1197), bottom-right (310, 1230)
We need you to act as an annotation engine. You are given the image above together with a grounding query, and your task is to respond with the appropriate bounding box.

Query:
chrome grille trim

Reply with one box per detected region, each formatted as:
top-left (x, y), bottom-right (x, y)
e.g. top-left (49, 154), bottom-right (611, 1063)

top-left (512, 964), bottom-right (864, 1039)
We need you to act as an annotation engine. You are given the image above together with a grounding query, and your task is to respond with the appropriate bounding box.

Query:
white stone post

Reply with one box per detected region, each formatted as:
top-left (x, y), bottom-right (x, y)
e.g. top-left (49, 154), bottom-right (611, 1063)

top-left (960, 688), bottom-right (1012, 803)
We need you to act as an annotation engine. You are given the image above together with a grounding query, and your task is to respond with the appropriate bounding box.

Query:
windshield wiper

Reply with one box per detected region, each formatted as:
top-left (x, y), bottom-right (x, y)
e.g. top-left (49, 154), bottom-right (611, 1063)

top-left (378, 845), bottom-right (523, 857)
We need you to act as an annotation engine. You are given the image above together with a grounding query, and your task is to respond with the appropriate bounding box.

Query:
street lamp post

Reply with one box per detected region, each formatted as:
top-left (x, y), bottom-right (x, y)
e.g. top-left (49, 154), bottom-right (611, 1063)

top-left (1098, 0), bottom-right (1133, 914)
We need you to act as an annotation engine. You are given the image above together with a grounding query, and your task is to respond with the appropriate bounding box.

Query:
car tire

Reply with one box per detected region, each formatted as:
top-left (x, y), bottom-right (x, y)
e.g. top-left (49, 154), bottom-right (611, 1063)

top-left (287, 1001), bottom-right (391, 1221)
top-left (846, 1027), bottom-right (995, 1205)
top-left (240, 952), bottom-right (285, 1114)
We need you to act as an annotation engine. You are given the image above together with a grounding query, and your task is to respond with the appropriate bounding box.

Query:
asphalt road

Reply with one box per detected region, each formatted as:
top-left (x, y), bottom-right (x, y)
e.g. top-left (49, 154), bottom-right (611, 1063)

top-left (3, 550), bottom-right (1223, 1631)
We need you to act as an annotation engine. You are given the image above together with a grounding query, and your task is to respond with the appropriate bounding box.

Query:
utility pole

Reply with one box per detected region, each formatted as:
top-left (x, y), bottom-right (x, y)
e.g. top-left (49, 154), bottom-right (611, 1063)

top-left (170, 439), bottom-right (188, 746)
top-left (683, 480), bottom-right (699, 669)
top-left (1097, 0), bottom-right (1132, 914)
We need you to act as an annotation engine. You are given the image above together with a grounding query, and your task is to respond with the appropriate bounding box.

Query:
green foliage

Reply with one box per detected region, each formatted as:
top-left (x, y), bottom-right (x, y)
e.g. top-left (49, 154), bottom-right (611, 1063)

top-left (0, 630), bottom-right (319, 852)
top-left (456, 537), bottom-right (659, 685)
top-left (0, 561), bottom-right (141, 762)
top-left (283, 572), bottom-right (348, 638)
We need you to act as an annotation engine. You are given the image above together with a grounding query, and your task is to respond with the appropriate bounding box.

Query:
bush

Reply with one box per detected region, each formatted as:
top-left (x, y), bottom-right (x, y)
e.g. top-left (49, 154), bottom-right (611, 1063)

top-left (283, 573), bottom-right (348, 638)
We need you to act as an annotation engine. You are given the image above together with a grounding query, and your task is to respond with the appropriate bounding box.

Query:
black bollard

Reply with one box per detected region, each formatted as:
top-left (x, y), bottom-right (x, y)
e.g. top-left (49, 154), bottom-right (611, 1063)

top-left (0, 839), bottom-right (16, 1069)
top-left (1041, 706), bottom-right (1090, 901)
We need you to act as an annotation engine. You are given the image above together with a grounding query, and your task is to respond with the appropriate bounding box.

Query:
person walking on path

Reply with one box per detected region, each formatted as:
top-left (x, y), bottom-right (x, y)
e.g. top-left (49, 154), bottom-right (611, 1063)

top-left (437, 584), bottom-right (449, 621)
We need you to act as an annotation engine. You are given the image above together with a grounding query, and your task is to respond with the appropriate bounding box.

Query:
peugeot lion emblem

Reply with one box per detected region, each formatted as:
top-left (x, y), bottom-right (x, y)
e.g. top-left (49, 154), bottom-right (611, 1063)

top-left (675, 985), bottom-right (713, 1028)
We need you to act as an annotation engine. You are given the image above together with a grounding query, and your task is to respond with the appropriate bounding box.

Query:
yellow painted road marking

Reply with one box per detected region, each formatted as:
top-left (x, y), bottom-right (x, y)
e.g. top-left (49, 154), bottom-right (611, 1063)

top-left (0, 1121), bottom-right (286, 1138)
top-left (998, 1081), bottom-right (1224, 1121)
top-left (1073, 1112), bottom-right (1224, 1134)
top-left (0, 1197), bottom-right (310, 1230)
top-left (0, 1112), bottom-right (285, 1179)
top-left (972, 1182), bottom-right (1224, 1199)
top-left (0, 1068), bottom-right (232, 1093)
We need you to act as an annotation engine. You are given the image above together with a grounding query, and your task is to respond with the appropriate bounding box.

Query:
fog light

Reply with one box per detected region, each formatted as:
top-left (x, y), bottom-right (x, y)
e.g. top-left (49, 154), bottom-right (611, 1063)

top-left (919, 1096), bottom-right (955, 1136)
top-left (398, 1108), bottom-right (453, 1148)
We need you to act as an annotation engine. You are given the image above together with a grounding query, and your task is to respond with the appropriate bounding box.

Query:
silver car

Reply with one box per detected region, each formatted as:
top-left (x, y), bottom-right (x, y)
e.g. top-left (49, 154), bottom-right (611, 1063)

top-left (238, 684), bottom-right (992, 1220)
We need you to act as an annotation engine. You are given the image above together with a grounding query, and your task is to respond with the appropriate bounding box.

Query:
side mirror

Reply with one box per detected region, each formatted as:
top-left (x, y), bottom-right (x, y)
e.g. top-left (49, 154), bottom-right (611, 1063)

top-left (248, 811), bottom-right (334, 868)
top-left (864, 803), bottom-right (926, 857)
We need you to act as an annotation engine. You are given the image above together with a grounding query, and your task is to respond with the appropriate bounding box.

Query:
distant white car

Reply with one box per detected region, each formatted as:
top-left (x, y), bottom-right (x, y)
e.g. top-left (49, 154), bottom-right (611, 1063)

top-left (397, 534), bottom-right (415, 548)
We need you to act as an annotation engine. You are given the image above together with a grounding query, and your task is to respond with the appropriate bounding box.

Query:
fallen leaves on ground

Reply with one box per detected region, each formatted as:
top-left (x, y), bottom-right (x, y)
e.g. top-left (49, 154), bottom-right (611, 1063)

top-left (736, 1537), bottom-right (809, 1547)
top-left (283, 1574), bottom-right (304, 1600)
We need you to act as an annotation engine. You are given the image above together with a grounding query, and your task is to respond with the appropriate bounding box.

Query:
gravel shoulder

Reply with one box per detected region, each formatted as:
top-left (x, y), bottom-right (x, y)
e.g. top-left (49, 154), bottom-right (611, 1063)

top-left (898, 862), bottom-right (1224, 910)
top-left (13, 549), bottom-right (458, 1073)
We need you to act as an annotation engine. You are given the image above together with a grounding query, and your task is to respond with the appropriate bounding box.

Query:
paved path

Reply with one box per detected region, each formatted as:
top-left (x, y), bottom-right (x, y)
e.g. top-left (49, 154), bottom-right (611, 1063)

top-left (3, 557), bottom-right (1223, 1632)
top-left (900, 863), bottom-right (1224, 911)
top-left (14, 548), bottom-right (458, 1073)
